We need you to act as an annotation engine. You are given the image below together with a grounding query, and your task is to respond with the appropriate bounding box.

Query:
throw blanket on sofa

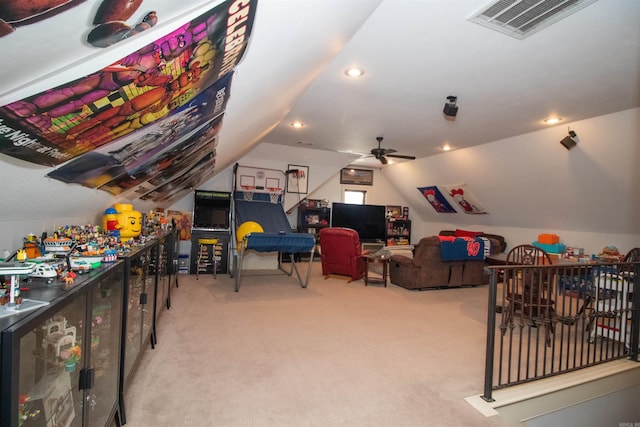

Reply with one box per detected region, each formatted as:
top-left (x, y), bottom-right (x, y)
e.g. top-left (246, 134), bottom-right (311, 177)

top-left (438, 236), bottom-right (491, 261)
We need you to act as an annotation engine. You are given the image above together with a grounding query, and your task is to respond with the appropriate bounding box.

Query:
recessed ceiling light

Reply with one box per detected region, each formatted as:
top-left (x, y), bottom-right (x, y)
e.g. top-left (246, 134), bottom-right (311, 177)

top-left (441, 144), bottom-right (452, 151)
top-left (291, 121), bottom-right (304, 128)
top-left (344, 67), bottom-right (364, 77)
top-left (544, 117), bottom-right (563, 125)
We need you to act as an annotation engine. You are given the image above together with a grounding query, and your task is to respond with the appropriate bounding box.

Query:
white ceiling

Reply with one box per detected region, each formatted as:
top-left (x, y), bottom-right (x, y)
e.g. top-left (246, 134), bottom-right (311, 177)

top-left (1, 0), bottom-right (637, 173)
top-left (251, 0), bottom-right (640, 168)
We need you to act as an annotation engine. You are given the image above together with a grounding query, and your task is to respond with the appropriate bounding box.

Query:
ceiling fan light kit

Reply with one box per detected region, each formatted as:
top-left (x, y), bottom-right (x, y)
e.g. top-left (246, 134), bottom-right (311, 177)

top-left (370, 136), bottom-right (416, 165)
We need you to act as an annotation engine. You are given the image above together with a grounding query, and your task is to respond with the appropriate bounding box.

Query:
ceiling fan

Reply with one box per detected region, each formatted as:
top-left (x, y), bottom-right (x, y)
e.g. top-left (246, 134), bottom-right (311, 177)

top-left (370, 136), bottom-right (416, 165)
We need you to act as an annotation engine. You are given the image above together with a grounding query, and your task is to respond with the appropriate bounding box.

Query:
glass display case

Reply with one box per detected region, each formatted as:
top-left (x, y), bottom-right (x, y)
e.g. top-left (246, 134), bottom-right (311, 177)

top-left (1, 230), bottom-right (179, 427)
top-left (152, 230), bottom-right (178, 319)
top-left (117, 239), bottom-right (157, 425)
top-left (0, 262), bottom-right (124, 427)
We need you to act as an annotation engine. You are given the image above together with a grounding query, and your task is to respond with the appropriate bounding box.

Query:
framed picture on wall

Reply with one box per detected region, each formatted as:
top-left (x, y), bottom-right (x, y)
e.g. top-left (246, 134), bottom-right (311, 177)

top-left (340, 168), bottom-right (373, 185)
top-left (287, 164), bottom-right (309, 193)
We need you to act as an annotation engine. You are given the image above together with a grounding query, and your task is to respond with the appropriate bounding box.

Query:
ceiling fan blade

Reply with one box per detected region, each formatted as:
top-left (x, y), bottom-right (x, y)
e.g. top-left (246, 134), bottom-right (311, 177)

top-left (384, 148), bottom-right (397, 155)
top-left (387, 154), bottom-right (416, 160)
top-left (379, 156), bottom-right (388, 165)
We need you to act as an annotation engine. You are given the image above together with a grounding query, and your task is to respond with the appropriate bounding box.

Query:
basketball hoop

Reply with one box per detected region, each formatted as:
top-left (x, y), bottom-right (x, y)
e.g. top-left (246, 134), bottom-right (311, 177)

top-left (241, 185), bottom-right (255, 201)
top-left (267, 187), bottom-right (282, 204)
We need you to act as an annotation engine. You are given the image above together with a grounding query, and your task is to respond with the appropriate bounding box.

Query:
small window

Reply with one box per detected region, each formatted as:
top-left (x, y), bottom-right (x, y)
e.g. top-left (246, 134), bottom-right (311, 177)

top-left (344, 189), bottom-right (366, 204)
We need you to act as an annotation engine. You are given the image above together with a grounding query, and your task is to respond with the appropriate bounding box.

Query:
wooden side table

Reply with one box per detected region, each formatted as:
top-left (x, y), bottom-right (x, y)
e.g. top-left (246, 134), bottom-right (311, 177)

top-left (363, 255), bottom-right (390, 287)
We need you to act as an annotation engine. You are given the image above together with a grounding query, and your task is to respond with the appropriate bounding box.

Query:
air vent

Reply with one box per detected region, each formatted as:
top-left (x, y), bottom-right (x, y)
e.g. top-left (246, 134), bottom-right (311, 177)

top-left (468, 0), bottom-right (599, 39)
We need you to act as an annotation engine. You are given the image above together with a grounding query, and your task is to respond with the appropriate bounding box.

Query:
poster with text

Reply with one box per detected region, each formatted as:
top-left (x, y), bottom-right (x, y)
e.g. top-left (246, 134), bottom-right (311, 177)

top-left (101, 116), bottom-right (221, 198)
top-left (139, 151), bottom-right (218, 203)
top-left (46, 76), bottom-right (230, 188)
top-left (0, 0), bottom-right (256, 166)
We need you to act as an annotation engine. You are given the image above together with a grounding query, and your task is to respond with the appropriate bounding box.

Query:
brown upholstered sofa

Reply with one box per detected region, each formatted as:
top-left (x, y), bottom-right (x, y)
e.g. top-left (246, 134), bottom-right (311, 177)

top-left (389, 233), bottom-right (504, 290)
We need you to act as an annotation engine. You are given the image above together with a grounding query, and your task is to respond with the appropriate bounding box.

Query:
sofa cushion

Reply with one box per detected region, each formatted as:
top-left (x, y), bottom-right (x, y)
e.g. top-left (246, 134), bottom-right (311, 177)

top-left (455, 228), bottom-right (482, 238)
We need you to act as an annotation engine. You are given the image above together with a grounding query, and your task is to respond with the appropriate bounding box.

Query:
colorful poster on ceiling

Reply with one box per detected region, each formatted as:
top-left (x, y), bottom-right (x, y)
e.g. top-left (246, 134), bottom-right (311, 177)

top-left (442, 183), bottom-right (488, 214)
top-left (139, 150), bottom-right (218, 203)
top-left (101, 114), bottom-right (223, 198)
top-left (0, 0), bottom-right (256, 166)
top-left (46, 74), bottom-right (231, 188)
top-left (417, 186), bottom-right (457, 213)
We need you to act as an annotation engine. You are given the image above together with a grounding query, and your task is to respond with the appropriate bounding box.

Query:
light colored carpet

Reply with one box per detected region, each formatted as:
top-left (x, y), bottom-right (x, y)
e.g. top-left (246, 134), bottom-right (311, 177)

top-left (122, 262), bottom-right (510, 427)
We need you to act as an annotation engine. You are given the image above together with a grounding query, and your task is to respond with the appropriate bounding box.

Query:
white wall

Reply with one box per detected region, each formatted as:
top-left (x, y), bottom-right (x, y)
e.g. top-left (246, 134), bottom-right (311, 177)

top-left (383, 108), bottom-right (640, 255)
top-left (1, 109), bottom-right (638, 258)
top-left (0, 153), bottom-right (159, 254)
top-left (169, 142), bottom-right (360, 213)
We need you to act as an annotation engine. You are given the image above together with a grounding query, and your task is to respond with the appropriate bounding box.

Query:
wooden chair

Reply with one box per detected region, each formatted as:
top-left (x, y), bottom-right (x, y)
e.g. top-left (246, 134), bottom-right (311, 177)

top-left (585, 246), bottom-right (640, 337)
top-left (624, 247), bottom-right (640, 262)
top-left (502, 244), bottom-right (556, 346)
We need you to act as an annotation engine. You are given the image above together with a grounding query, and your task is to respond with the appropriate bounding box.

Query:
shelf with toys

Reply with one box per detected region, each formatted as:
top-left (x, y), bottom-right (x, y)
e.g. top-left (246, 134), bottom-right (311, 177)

top-left (0, 204), bottom-right (180, 427)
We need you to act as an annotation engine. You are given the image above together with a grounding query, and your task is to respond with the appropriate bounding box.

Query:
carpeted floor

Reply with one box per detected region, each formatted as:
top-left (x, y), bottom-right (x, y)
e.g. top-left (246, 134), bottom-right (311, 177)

top-left (121, 262), bottom-right (511, 427)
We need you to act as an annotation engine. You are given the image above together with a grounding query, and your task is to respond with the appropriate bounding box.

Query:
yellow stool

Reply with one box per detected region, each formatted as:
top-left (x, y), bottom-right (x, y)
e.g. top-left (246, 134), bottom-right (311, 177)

top-left (196, 238), bottom-right (219, 280)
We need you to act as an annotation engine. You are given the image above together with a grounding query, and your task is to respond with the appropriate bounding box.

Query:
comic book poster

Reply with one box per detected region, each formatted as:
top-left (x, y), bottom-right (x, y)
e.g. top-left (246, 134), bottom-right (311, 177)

top-left (167, 210), bottom-right (193, 240)
top-left (417, 186), bottom-right (456, 213)
top-left (442, 183), bottom-right (488, 214)
top-left (46, 75), bottom-right (230, 188)
top-left (100, 115), bottom-right (222, 198)
top-left (139, 151), bottom-right (218, 203)
top-left (0, 0), bottom-right (256, 166)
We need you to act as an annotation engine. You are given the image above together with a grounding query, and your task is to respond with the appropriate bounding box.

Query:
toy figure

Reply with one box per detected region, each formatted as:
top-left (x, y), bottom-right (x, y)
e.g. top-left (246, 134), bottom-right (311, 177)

top-left (103, 207), bottom-right (121, 237)
top-left (114, 204), bottom-right (142, 242)
top-left (0, 0), bottom-right (87, 36)
top-left (16, 249), bottom-right (27, 261)
top-left (450, 188), bottom-right (473, 212)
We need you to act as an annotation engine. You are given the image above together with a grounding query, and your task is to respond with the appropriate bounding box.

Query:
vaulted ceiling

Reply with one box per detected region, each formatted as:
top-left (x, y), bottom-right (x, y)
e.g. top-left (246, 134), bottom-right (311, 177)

top-left (241, 0), bottom-right (640, 168)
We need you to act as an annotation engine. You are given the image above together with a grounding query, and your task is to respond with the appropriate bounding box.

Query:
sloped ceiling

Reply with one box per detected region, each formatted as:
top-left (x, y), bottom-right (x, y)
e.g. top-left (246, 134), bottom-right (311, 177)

top-left (258, 0), bottom-right (640, 167)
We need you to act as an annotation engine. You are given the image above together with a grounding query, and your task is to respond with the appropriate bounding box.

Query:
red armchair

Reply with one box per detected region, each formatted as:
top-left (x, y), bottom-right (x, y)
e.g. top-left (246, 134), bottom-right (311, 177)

top-left (318, 227), bottom-right (366, 282)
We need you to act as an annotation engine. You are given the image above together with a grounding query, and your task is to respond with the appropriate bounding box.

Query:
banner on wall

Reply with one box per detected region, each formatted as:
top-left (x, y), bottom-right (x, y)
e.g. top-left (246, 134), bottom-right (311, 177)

top-left (417, 186), bottom-right (457, 213)
top-left (442, 183), bottom-right (488, 214)
top-left (0, 0), bottom-right (256, 166)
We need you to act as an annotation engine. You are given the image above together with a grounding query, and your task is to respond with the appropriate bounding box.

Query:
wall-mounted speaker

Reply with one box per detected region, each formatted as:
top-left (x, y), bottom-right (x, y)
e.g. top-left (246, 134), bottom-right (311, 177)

top-left (443, 103), bottom-right (458, 117)
top-left (560, 135), bottom-right (577, 150)
top-left (443, 95), bottom-right (458, 118)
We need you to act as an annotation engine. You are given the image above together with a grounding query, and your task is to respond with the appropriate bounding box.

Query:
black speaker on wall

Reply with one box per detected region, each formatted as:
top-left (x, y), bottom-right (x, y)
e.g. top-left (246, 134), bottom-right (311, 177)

top-left (443, 95), bottom-right (458, 117)
top-left (560, 130), bottom-right (578, 150)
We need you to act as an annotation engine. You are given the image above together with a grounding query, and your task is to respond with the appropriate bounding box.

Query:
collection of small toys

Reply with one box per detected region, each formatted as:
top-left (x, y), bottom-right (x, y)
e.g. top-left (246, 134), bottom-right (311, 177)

top-left (102, 203), bottom-right (143, 242)
top-left (0, 204), bottom-right (171, 299)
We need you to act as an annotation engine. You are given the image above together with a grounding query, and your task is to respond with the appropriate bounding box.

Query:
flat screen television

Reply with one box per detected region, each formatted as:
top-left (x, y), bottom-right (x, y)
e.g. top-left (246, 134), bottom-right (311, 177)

top-left (331, 202), bottom-right (386, 243)
top-left (193, 190), bottom-right (231, 230)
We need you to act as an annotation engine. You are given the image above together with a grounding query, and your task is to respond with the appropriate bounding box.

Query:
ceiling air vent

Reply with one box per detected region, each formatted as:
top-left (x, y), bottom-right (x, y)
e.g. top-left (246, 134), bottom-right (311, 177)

top-left (468, 0), bottom-right (599, 39)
